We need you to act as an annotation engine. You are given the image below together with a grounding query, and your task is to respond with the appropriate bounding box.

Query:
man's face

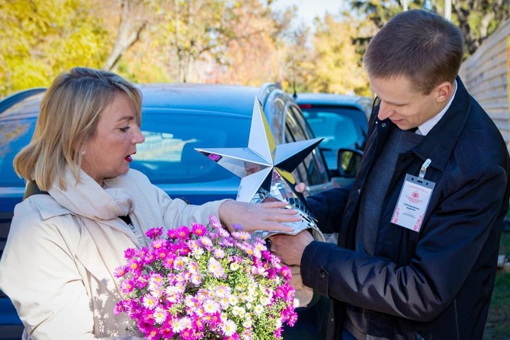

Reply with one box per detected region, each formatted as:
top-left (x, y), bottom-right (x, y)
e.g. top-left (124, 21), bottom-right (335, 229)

top-left (370, 75), bottom-right (447, 131)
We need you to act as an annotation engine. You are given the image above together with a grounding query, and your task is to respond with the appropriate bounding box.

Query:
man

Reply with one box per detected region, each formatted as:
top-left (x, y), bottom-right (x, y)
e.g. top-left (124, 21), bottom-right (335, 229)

top-left (272, 9), bottom-right (510, 339)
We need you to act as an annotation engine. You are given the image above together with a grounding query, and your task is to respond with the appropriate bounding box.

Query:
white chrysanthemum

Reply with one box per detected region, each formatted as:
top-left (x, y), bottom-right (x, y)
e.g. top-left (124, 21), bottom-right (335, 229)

top-left (188, 261), bottom-right (200, 273)
top-left (232, 306), bottom-right (246, 317)
top-left (241, 332), bottom-right (252, 340)
top-left (213, 248), bottom-right (225, 258)
top-left (242, 317), bottom-right (253, 328)
top-left (257, 267), bottom-right (268, 276)
top-left (150, 286), bottom-right (163, 298)
top-left (194, 289), bottom-right (209, 303)
top-left (219, 296), bottom-right (230, 309)
top-left (244, 293), bottom-right (255, 303)
top-left (171, 318), bottom-right (184, 333)
top-left (174, 256), bottom-right (186, 270)
top-left (175, 272), bottom-right (186, 283)
top-left (232, 231), bottom-right (250, 241)
top-left (180, 317), bottom-right (192, 329)
top-left (228, 295), bottom-right (239, 306)
top-left (221, 319), bottom-right (237, 337)
top-left (148, 274), bottom-right (165, 289)
top-left (200, 236), bottom-right (213, 247)
top-left (142, 295), bottom-right (157, 310)
top-left (260, 296), bottom-right (271, 306)
top-left (191, 274), bottom-right (201, 285)
top-left (215, 285), bottom-right (230, 298)
top-left (192, 247), bottom-right (204, 258)
top-left (252, 248), bottom-right (262, 258)
top-left (245, 302), bottom-right (253, 310)
top-left (253, 304), bottom-right (264, 315)
top-left (208, 257), bottom-right (225, 278)
top-left (254, 242), bottom-right (265, 252)
top-left (203, 299), bottom-right (220, 314)
top-left (230, 262), bottom-right (240, 271)
top-left (153, 307), bottom-right (167, 324)
top-left (184, 295), bottom-right (197, 308)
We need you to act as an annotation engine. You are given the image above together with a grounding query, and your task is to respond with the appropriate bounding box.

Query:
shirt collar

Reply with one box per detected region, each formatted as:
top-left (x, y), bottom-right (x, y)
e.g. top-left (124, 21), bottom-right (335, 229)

top-left (417, 80), bottom-right (458, 136)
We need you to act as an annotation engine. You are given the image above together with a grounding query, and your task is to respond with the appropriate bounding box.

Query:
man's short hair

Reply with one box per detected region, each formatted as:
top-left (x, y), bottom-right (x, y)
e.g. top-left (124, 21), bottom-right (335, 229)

top-left (363, 9), bottom-right (464, 94)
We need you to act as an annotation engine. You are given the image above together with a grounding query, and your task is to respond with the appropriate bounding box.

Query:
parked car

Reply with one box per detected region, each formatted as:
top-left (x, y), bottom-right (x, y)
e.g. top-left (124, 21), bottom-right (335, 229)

top-left (294, 93), bottom-right (371, 181)
top-left (0, 83), bottom-right (338, 339)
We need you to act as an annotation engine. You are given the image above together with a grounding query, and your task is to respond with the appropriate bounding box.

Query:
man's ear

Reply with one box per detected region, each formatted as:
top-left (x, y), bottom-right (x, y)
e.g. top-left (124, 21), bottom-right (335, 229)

top-left (435, 81), bottom-right (453, 103)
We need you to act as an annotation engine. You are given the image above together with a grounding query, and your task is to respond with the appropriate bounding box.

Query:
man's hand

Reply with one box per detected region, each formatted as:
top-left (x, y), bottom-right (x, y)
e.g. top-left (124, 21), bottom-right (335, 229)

top-left (295, 182), bottom-right (306, 194)
top-left (218, 200), bottom-right (300, 233)
top-left (270, 230), bottom-right (314, 266)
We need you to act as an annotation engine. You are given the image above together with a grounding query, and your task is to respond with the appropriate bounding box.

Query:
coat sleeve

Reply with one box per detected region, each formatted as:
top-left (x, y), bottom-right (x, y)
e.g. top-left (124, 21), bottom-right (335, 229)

top-left (301, 163), bottom-right (507, 321)
top-left (306, 184), bottom-right (351, 234)
top-left (0, 201), bottom-right (143, 340)
top-left (127, 168), bottom-right (227, 228)
top-left (148, 180), bottom-right (227, 228)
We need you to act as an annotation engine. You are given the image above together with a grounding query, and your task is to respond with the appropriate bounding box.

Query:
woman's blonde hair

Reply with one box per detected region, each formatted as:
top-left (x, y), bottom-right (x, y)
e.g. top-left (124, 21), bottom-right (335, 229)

top-left (13, 67), bottom-right (142, 191)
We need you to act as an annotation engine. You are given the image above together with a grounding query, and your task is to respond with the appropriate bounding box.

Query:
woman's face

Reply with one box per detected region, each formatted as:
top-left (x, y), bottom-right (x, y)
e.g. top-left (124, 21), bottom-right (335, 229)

top-left (81, 93), bottom-right (145, 186)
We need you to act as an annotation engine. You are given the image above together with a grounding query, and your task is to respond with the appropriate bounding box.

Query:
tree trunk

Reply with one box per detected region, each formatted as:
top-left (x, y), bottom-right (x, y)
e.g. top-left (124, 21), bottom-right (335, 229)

top-left (103, 0), bottom-right (148, 71)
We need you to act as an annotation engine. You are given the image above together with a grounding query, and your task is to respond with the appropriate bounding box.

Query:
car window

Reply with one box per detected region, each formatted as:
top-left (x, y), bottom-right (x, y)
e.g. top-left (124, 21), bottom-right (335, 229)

top-left (134, 110), bottom-right (249, 184)
top-left (0, 118), bottom-right (35, 187)
top-left (302, 107), bottom-right (368, 151)
top-left (289, 105), bottom-right (329, 182)
top-left (284, 105), bottom-right (325, 186)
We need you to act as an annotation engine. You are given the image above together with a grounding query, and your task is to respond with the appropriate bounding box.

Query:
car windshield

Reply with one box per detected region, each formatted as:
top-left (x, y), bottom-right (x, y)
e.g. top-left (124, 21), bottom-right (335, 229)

top-left (302, 107), bottom-right (367, 151)
top-left (0, 110), bottom-right (250, 187)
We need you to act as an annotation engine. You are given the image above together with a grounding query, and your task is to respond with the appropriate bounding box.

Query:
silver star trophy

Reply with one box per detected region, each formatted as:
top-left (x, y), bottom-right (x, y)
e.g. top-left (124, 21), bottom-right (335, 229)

top-left (195, 98), bottom-right (325, 243)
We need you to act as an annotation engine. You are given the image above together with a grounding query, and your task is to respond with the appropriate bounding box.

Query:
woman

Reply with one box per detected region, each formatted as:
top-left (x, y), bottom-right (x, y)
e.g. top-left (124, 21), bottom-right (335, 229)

top-left (0, 67), bottom-right (297, 339)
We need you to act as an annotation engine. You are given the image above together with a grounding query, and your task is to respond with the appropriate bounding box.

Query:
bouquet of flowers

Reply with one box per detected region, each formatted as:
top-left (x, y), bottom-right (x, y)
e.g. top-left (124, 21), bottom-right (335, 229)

top-left (114, 215), bottom-right (297, 340)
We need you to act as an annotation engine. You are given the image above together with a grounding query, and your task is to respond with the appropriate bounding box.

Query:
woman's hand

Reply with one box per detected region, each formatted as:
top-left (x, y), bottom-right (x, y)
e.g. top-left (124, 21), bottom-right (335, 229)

top-left (218, 200), bottom-right (300, 233)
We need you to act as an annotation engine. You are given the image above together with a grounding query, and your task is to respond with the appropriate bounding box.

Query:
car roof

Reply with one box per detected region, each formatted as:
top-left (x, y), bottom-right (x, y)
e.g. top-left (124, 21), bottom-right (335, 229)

top-left (294, 92), bottom-right (366, 105)
top-left (0, 83), bottom-right (262, 118)
top-left (294, 92), bottom-right (373, 117)
top-left (138, 83), bottom-right (259, 116)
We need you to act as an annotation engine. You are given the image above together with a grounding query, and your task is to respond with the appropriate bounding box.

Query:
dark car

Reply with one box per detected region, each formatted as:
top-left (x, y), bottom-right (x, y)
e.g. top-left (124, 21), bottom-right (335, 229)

top-left (0, 83), bottom-right (335, 339)
top-left (294, 93), bottom-right (371, 180)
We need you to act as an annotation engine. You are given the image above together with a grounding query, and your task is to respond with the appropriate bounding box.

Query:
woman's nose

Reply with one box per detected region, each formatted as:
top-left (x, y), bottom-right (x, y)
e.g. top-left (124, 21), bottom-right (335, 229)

top-left (132, 125), bottom-right (145, 144)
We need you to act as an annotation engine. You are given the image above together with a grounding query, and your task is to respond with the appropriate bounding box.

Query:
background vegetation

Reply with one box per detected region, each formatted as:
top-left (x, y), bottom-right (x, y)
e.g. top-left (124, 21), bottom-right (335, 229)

top-left (1, 0), bottom-right (508, 99)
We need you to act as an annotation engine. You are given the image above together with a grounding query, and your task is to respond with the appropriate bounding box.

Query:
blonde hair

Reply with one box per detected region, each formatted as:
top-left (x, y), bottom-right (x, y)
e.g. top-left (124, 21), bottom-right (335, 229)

top-left (14, 67), bottom-right (142, 191)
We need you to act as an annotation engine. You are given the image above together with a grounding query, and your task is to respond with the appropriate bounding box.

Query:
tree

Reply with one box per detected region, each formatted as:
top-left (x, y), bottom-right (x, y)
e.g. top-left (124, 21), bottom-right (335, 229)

top-left (102, 0), bottom-right (151, 71)
top-left (449, 0), bottom-right (510, 56)
top-left (349, 0), bottom-right (510, 57)
top-left (307, 14), bottom-right (370, 96)
top-left (205, 0), bottom-right (288, 86)
top-left (0, 0), bottom-right (110, 98)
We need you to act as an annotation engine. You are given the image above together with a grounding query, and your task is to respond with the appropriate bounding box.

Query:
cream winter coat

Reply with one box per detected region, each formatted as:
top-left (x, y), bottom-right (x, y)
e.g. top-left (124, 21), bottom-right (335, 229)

top-left (0, 168), bottom-right (225, 339)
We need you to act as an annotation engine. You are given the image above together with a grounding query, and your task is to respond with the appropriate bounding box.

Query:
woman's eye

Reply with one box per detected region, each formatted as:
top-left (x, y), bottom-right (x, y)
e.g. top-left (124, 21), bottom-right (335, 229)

top-left (120, 126), bottom-right (130, 132)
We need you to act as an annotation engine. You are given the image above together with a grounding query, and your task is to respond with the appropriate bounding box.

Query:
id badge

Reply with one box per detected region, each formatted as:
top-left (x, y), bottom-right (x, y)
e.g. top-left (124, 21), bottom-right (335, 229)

top-left (391, 159), bottom-right (435, 232)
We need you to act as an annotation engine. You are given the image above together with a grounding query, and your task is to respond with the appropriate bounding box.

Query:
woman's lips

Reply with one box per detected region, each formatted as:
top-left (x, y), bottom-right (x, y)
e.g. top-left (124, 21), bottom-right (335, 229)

top-left (125, 155), bottom-right (133, 162)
